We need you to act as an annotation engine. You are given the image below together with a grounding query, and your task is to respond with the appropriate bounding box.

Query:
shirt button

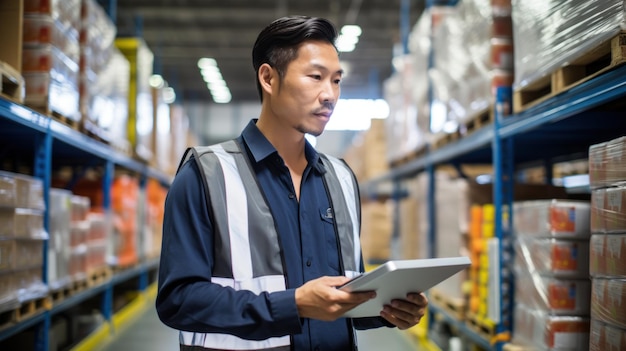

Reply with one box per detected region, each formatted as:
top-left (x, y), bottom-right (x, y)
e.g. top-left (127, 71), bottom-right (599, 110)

top-left (288, 193), bottom-right (296, 199)
top-left (306, 260), bottom-right (312, 267)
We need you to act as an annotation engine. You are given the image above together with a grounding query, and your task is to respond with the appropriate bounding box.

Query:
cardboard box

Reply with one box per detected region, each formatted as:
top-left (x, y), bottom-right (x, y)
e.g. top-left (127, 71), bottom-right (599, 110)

top-left (591, 278), bottom-right (626, 329)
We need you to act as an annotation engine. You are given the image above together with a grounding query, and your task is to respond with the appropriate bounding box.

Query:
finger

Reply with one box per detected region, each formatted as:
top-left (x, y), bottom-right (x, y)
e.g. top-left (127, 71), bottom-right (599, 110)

top-left (385, 304), bottom-right (421, 324)
top-left (406, 292), bottom-right (429, 306)
top-left (380, 308), bottom-right (420, 330)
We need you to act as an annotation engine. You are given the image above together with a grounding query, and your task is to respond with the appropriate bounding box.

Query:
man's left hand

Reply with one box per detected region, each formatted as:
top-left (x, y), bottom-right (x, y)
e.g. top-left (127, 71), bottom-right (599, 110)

top-left (380, 292), bottom-right (429, 330)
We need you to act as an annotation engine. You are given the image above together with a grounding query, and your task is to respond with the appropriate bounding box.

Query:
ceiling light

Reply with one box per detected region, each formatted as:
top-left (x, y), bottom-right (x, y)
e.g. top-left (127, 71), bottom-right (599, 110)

top-left (198, 57), bottom-right (217, 69)
top-left (341, 25), bottom-right (362, 37)
top-left (149, 74), bottom-right (164, 88)
top-left (163, 87), bottom-right (176, 104)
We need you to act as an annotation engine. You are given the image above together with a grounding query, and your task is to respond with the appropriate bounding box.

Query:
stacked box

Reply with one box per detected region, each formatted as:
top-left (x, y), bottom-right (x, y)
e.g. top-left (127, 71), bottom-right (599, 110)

top-left (512, 199), bottom-right (591, 349)
top-left (48, 188), bottom-right (72, 290)
top-left (84, 212), bottom-right (108, 273)
top-left (22, 0), bottom-right (80, 121)
top-left (342, 119), bottom-right (388, 182)
top-left (68, 195), bottom-right (89, 281)
top-left (588, 136), bottom-right (626, 349)
top-left (511, 0), bottom-right (625, 91)
top-left (108, 175), bottom-right (139, 267)
top-left (0, 171), bottom-right (48, 313)
top-left (513, 304), bottom-right (590, 350)
top-left (360, 200), bottom-right (393, 264)
top-left (429, 0), bottom-right (515, 135)
top-left (79, 0), bottom-right (129, 145)
top-left (590, 319), bottom-right (626, 351)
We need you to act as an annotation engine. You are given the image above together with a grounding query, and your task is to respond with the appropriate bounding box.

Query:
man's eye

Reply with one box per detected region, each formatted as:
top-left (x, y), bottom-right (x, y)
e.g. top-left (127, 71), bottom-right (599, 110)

top-left (311, 75), bottom-right (322, 80)
top-left (334, 79), bottom-right (342, 84)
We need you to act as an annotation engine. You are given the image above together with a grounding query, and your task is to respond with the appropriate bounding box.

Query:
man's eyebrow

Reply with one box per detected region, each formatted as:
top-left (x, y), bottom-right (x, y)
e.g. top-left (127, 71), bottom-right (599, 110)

top-left (311, 63), bottom-right (344, 75)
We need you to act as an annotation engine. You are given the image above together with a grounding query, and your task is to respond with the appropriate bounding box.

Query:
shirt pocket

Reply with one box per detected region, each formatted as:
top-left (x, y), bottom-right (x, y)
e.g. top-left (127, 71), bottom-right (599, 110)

top-left (319, 207), bottom-right (341, 274)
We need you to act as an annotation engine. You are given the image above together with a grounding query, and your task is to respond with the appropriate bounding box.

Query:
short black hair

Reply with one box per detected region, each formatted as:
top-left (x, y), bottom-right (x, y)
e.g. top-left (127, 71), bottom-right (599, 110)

top-left (252, 16), bottom-right (338, 101)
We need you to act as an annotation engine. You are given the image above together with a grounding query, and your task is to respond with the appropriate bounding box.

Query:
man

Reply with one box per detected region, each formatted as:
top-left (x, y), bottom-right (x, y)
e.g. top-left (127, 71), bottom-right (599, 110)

top-left (156, 15), bottom-right (428, 351)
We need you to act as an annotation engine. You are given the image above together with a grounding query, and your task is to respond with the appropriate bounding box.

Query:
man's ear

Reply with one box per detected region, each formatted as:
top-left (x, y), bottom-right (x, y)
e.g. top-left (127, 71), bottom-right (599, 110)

top-left (258, 63), bottom-right (275, 96)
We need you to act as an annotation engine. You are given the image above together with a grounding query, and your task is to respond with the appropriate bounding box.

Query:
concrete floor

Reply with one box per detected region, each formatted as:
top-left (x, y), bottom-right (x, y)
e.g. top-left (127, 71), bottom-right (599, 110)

top-left (100, 305), bottom-right (419, 351)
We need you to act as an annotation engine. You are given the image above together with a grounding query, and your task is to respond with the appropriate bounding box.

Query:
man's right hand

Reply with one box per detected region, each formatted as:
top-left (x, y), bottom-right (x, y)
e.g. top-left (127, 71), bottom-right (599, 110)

top-left (294, 276), bottom-right (376, 321)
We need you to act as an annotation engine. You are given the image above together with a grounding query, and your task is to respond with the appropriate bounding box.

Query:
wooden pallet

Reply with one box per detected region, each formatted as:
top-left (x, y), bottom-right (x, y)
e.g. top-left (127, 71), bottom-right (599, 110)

top-left (514, 31), bottom-right (626, 113)
top-left (432, 107), bottom-right (493, 150)
top-left (0, 296), bottom-right (51, 330)
top-left (0, 61), bottom-right (24, 103)
top-left (465, 312), bottom-right (498, 342)
top-left (86, 266), bottom-right (112, 287)
top-left (388, 145), bottom-right (429, 168)
top-left (49, 278), bottom-right (90, 303)
top-left (430, 289), bottom-right (466, 321)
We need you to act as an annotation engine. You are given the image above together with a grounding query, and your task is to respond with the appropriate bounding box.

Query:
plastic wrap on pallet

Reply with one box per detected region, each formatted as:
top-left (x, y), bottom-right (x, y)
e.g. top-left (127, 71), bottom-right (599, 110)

top-left (512, 303), bottom-right (590, 350)
top-left (515, 237), bottom-right (590, 278)
top-left (384, 9), bottom-right (432, 163)
top-left (23, 14), bottom-right (81, 61)
top-left (589, 136), bottom-right (626, 190)
top-left (514, 271), bottom-right (591, 316)
top-left (24, 0), bottom-right (81, 37)
top-left (590, 319), bottom-right (626, 351)
top-left (429, 0), bottom-right (491, 132)
top-left (22, 44), bottom-right (80, 120)
top-left (48, 188), bottom-right (72, 290)
top-left (0, 208), bottom-right (46, 239)
top-left (590, 234), bottom-right (626, 278)
top-left (591, 278), bottom-right (626, 329)
top-left (0, 171), bottom-right (45, 211)
top-left (513, 200), bottom-right (591, 239)
top-left (511, 0), bottom-right (626, 90)
top-left (590, 186), bottom-right (626, 234)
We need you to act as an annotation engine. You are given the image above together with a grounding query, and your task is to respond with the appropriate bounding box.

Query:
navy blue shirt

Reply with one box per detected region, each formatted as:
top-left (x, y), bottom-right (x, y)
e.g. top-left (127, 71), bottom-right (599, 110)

top-left (157, 120), bottom-right (389, 351)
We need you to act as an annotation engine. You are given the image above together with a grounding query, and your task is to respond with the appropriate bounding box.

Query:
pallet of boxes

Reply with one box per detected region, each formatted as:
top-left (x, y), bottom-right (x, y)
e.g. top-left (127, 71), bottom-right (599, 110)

top-left (588, 137), bottom-right (626, 350)
top-left (0, 171), bottom-right (50, 328)
top-left (21, 0), bottom-right (81, 126)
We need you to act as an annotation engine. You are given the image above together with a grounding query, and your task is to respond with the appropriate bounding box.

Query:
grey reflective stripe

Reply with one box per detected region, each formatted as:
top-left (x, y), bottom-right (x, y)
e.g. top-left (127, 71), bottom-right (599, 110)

top-left (320, 154), bottom-right (361, 274)
top-left (220, 140), bottom-right (284, 277)
top-left (184, 141), bottom-right (289, 350)
top-left (180, 330), bottom-right (290, 350)
top-left (180, 345), bottom-right (291, 351)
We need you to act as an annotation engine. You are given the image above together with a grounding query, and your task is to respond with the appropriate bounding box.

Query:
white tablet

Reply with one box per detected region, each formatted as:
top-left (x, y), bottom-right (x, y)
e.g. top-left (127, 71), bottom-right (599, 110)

top-left (339, 256), bottom-right (471, 318)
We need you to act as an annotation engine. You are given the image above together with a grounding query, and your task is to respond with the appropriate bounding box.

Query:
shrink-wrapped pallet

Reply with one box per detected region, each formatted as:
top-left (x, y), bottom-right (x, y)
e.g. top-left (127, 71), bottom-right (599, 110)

top-left (511, 0), bottom-right (626, 90)
top-left (513, 200), bottom-right (591, 239)
top-left (514, 272), bottom-right (591, 316)
top-left (515, 238), bottom-right (589, 278)
top-left (590, 234), bottom-right (626, 278)
top-left (591, 278), bottom-right (626, 329)
top-left (512, 304), bottom-right (590, 350)
top-left (589, 136), bottom-right (626, 189)
top-left (430, 0), bottom-right (492, 130)
top-left (590, 319), bottom-right (626, 351)
top-left (48, 188), bottom-right (72, 290)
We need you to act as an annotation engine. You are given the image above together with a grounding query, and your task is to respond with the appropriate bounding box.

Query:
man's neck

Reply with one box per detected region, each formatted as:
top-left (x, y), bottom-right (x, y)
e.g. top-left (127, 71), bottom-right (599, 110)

top-left (256, 117), bottom-right (307, 172)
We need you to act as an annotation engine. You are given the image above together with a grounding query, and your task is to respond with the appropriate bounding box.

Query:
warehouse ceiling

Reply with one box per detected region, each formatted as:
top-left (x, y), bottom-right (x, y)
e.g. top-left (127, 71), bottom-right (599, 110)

top-left (114, 0), bottom-right (425, 104)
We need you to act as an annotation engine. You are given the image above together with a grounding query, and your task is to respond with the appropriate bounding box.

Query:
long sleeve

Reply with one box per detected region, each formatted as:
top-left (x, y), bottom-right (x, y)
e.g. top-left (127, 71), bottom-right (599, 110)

top-left (155, 159), bottom-right (302, 339)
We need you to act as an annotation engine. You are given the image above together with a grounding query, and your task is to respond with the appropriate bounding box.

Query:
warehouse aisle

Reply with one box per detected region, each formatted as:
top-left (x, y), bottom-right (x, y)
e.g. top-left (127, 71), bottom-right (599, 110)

top-left (101, 301), bottom-right (420, 351)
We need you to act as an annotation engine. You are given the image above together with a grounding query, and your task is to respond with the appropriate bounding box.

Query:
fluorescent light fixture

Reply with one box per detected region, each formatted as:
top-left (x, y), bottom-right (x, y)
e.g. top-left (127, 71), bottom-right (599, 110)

top-left (149, 74), bottom-right (164, 88)
top-left (337, 25), bottom-right (362, 52)
top-left (341, 25), bottom-right (362, 37)
top-left (198, 57), bottom-right (217, 69)
top-left (163, 87), bottom-right (176, 104)
top-left (198, 57), bottom-right (232, 103)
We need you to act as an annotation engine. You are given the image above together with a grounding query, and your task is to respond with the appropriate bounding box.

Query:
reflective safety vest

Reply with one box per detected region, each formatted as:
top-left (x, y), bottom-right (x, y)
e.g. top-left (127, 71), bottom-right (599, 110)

top-left (177, 139), bottom-right (362, 350)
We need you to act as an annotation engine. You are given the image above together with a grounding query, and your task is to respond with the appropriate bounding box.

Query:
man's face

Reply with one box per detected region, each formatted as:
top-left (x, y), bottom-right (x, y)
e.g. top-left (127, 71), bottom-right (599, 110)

top-left (269, 41), bottom-right (342, 137)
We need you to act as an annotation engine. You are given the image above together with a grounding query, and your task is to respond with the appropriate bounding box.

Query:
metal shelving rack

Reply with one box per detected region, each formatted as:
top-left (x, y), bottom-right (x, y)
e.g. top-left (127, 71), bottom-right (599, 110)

top-left (363, 48), bottom-right (626, 351)
top-left (0, 97), bottom-right (170, 350)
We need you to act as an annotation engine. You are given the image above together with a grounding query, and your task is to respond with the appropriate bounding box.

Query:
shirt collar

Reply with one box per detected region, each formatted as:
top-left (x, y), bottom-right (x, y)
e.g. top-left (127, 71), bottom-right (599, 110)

top-left (240, 119), bottom-right (326, 174)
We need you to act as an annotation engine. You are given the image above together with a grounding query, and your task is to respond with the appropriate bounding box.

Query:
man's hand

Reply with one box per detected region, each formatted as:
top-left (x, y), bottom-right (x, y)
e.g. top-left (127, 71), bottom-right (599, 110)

top-left (380, 292), bottom-right (428, 330)
top-left (295, 276), bottom-right (376, 321)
